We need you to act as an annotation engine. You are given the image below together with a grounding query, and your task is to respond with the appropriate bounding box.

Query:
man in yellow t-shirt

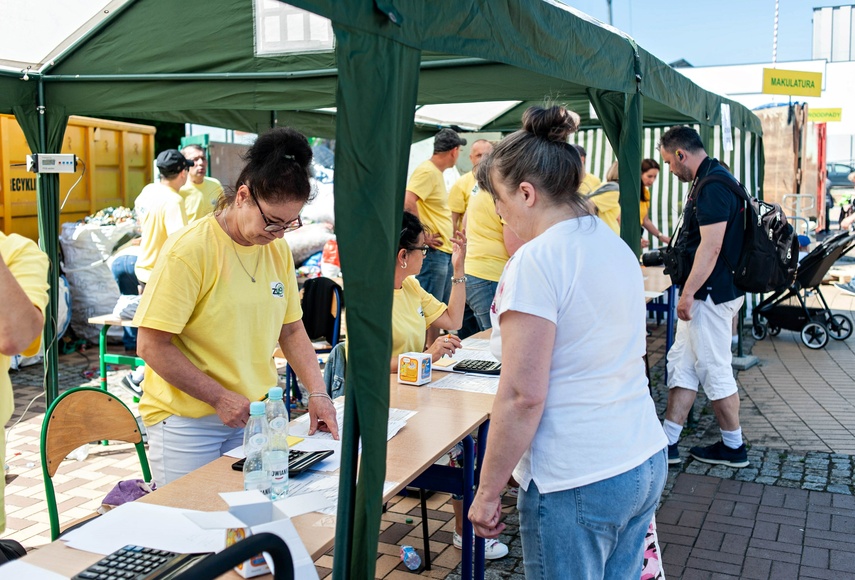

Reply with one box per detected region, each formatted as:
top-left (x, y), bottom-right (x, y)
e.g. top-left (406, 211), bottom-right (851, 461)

top-left (574, 144), bottom-right (602, 196)
top-left (405, 128), bottom-right (467, 312)
top-left (463, 146), bottom-right (524, 334)
top-left (0, 233), bottom-right (49, 533)
top-left (448, 139), bottom-right (493, 232)
top-left (134, 149), bottom-right (192, 286)
top-left (180, 144), bottom-right (224, 222)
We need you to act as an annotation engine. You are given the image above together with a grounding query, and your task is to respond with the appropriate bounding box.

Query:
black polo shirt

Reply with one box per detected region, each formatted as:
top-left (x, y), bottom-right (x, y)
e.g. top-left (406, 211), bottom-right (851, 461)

top-left (678, 157), bottom-right (744, 304)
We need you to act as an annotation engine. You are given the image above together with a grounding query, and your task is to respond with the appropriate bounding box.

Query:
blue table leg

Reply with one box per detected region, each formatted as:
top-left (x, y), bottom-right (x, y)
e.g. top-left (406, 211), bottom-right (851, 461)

top-left (460, 435), bottom-right (474, 580)
top-left (473, 421), bottom-right (489, 580)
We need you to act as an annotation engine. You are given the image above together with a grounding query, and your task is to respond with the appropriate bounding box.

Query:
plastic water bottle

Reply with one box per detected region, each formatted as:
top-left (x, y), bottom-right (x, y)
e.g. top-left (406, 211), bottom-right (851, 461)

top-left (265, 386), bottom-right (289, 499)
top-left (400, 545), bottom-right (421, 571)
top-left (243, 401), bottom-right (271, 497)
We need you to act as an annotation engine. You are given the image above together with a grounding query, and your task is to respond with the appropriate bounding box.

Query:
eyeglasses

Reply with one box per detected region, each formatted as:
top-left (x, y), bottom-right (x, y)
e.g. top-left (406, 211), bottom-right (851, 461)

top-left (408, 245), bottom-right (429, 257)
top-left (248, 189), bottom-right (302, 233)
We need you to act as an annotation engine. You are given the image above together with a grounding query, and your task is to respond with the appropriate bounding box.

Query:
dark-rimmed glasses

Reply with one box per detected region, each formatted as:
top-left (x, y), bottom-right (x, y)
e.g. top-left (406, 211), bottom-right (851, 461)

top-left (249, 189), bottom-right (302, 233)
top-left (408, 245), bottom-right (429, 257)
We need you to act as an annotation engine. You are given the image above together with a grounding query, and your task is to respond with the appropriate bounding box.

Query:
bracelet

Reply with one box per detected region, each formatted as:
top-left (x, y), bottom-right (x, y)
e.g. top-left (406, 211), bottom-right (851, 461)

top-left (308, 392), bottom-right (332, 402)
top-left (451, 276), bottom-right (466, 285)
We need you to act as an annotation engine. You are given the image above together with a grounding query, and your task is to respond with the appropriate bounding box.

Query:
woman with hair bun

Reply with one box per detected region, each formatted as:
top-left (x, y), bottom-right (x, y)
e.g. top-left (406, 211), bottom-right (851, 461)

top-left (468, 106), bottom-right (667, 578)
top-left (135, 127), bottom-right (339, 485)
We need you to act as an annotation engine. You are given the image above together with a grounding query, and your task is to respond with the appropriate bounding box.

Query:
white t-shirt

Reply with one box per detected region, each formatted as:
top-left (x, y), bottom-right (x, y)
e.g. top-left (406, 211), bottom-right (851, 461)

top-left (490, 217), bottom-right (667, 493)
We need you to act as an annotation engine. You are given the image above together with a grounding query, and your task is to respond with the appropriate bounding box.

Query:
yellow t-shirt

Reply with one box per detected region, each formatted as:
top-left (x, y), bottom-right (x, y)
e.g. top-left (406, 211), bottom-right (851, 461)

top-left (406, 160), bottom-right (453, 254)
top-left (578, 173), bottom-right (602, 196)
top-left (391, 276), bottom-right (446, 357)
top-left (0, 233), bottom-right (49, 533)
top-left (464, 186), bottom-right (509, 282)
top-left (448, 171), bottom-right (476, 216)
top-left (134, 182), bottom-right (188, 284)
top-left (588, 183), bottom-right (621, 235)
top-left (640, 199), bottom-right (650, 226)
top-left (134, 215), bottom-right (302, 425)
top-left (180, 177), bottom-right (223, 222)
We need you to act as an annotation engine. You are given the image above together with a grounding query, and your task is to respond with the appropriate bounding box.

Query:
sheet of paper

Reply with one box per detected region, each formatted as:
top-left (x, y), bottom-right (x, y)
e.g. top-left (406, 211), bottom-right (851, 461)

top-left (0, 561), bottom-right (67, 579)
top-left (275, 491), bottom-right (334, 517)
top-left (430, 372), bottom-right (500, 395)
top-left (292, 438), bottom-right (342, 472)
top-left (460, 338), bottom-right (491, 350)
top-left (291, 400), bottom-right (415, 443)
top-left (251, 516), bottom-right (319, 580)
top-left (62, 502), bottom-right (225, 555)
top-left (644, 290), bottom-right (664, 299)
top-left (288, 472), bottom-right (397, 515)
top-left (184, 510), bottom-right (247, 530)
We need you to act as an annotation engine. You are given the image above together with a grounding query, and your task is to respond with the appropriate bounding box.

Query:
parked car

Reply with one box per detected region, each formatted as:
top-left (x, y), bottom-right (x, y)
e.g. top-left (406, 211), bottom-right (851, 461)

top-left (827, 161), bottom-right (855, 189)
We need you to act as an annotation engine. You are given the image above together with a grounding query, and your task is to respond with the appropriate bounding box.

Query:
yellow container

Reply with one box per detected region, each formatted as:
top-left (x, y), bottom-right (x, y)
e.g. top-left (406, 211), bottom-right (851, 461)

top-left (0, 114), bottom-right (156, 240)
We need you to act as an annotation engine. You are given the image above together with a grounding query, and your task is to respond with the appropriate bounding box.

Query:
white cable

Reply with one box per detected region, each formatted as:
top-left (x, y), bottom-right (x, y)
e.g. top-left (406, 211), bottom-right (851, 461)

top-left (59, 159), bottom-right (86, 212)
top-left (772, 0), bottom-right (779, 66)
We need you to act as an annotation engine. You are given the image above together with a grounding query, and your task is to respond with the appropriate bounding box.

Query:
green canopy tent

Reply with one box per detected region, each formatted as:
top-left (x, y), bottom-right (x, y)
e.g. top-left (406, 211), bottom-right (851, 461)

top-left (0, 1), bottom-right (763, 578)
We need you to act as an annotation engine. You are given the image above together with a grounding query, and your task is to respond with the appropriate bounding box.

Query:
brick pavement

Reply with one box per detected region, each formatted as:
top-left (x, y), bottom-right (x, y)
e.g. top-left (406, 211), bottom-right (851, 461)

top-left (5, 275), bottom-right (855, 578)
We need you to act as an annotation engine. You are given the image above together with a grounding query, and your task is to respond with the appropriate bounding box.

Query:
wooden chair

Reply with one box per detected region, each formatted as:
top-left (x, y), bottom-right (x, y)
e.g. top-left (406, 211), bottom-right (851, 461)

top-left (40, 387), bottom-right (151, 540)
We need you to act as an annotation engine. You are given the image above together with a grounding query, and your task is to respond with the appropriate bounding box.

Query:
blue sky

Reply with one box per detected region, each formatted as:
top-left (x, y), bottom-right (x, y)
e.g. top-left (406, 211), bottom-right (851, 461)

top-left (560, 1), bottom-right (821, 67)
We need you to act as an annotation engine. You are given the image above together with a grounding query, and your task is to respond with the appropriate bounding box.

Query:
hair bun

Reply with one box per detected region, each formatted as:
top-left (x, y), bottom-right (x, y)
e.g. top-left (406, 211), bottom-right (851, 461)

top-left (522, 106), bottom-right (580, 143)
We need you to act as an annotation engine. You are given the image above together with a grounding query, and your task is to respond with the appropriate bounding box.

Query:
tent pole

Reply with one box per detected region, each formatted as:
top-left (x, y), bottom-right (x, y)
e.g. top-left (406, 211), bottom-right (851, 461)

top-left (35, 78), bottom-right (61, 405)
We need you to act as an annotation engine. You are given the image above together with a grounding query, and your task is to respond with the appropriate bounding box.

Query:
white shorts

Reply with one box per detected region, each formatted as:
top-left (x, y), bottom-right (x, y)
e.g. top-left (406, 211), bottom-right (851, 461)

top-left (666, 294), bottom-right (744, 401)
top-left (147, 414), bottom-right (244, 486)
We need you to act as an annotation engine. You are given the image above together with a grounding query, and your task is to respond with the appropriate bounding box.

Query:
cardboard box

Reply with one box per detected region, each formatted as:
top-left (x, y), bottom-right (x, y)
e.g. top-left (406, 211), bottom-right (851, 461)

top-left (398, 352), bottom-right (431, 385)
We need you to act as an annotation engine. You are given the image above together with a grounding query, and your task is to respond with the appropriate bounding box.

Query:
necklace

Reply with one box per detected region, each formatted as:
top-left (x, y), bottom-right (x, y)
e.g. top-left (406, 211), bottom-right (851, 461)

top-left (221, 212), bottom-right (260, 283)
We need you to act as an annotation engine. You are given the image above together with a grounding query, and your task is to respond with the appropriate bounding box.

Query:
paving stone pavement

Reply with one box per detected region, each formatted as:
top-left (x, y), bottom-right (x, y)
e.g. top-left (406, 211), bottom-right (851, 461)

top-left (6, 272), bottom-right (855, 578)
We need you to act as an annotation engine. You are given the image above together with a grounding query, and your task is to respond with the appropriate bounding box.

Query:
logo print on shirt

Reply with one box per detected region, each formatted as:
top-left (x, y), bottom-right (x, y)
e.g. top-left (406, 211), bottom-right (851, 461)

top-left (271, 282), bottom-right (284, 298)
top-left (418, 306), bottom-right (424, 318)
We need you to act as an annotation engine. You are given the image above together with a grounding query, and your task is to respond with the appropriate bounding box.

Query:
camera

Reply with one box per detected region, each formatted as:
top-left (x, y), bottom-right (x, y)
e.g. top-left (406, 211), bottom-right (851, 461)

top-left (641, 250), bottom-right (664, 267)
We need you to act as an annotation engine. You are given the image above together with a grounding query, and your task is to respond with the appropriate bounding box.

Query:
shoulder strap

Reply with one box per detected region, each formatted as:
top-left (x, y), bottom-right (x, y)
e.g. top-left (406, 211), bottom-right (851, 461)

top-left (696, 173), bottom-right (750, 203)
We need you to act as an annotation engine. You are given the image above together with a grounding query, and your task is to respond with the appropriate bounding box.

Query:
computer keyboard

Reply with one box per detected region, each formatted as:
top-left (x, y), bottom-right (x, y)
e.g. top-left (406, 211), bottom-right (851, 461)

top-left (453, 359), bottom-right (502, 375)
top-left (73, 545), bottom-right (211, 579)
top-left (231, 448), bottom-right (334, 474)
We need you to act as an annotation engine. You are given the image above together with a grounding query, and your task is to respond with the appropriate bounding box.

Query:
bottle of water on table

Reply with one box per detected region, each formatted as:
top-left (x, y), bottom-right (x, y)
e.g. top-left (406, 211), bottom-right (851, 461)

top-left (243, 401), bottom-right (271, 497)
top-left (265, 386), bottom-right (289, 499)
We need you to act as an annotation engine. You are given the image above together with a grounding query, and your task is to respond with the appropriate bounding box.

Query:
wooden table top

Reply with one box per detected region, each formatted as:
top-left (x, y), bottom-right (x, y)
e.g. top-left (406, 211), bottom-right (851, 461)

top-left (23, 380), bottom-right (493, 578)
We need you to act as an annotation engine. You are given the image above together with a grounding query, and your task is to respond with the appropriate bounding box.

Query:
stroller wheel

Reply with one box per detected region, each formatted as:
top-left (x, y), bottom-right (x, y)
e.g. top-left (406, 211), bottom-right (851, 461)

top-left (769, 326), bottom-right (781, 336)
top-left (801, 321), bottom-right (829, 349)
top-left (752, 324), bottom-right (767, 340)
top-left (828, 314), bottom-right (853, 341)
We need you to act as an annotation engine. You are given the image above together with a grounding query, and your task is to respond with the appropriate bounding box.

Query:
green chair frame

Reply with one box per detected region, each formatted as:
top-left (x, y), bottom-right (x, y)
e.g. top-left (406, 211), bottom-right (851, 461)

top-left (40, 386), bottom-right (151, 540)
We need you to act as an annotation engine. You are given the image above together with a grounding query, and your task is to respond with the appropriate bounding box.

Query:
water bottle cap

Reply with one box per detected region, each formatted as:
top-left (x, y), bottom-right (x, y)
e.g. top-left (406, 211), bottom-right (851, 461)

top-left (249, 401), bottom-right (266, 415)
top-left (268, 386), bottom-right (284, 400)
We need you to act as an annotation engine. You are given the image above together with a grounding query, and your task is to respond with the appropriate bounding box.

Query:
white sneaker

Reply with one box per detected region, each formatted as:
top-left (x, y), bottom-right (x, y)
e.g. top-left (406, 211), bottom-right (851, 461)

top-left (452, 531), bottom-right (509, 560)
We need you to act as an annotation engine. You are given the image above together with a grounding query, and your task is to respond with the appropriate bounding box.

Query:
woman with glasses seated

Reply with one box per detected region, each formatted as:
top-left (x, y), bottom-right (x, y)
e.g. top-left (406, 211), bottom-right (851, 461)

top-left (390, 211), bottom-right (468, 371)
top-left (134, 127), bottom-right (339, 485)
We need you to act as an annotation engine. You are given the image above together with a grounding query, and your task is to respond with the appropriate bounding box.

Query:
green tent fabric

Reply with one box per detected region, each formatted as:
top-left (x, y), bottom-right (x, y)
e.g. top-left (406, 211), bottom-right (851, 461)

top-left (0, 1), bottom-right (765, 578)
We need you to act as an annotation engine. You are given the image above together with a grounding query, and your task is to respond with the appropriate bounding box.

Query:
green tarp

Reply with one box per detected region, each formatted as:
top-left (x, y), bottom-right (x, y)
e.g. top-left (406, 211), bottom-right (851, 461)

top-left (0, 1), bottom-right (763, 578)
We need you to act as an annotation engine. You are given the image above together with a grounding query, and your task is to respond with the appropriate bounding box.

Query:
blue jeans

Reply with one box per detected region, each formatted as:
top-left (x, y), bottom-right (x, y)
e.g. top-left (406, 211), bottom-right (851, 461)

top-left (518, 449), bottom-right (667, 580)
top-left (465, 275), bottom-right (498, 331)
top-left (111, 255), bottom-right (139, 350)
top-left (416, 248), bottom-right (452, 303)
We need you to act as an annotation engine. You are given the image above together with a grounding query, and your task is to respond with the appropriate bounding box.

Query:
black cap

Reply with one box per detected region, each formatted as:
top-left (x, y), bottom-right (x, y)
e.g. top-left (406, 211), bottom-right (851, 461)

top-left (433, 128), bottom-right (467, 153)
top-left (155, 149), bottom-right (194, 175)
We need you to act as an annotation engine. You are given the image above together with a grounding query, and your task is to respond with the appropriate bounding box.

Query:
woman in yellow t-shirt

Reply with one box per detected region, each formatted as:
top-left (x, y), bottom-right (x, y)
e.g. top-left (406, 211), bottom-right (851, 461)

top-left (640, 158), bottom-right (670, 248)
top-left (135, 128), bottom-right (339, 485)
top-left (390, 211), bottom-right (467, 371)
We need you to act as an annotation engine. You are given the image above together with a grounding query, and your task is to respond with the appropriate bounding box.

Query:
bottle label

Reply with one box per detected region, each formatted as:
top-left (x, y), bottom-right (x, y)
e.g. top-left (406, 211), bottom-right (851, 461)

top-left (247, 434), bottom-right (267, 451)
top-left (270, 417), bottom-right (287, 432)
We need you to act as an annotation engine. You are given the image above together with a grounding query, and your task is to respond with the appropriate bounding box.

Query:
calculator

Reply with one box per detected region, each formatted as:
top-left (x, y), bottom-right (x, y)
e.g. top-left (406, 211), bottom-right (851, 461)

top-left (72, 545), bottom-right (211, 579)
top-left (231, 448), bottom-right (334, 474)
top-left (453, 359), bottom-right (502, 375)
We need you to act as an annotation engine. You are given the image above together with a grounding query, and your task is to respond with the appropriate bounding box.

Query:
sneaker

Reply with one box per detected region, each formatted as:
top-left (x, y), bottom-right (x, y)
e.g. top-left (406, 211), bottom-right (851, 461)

top-left (452, 531), bottom-right (509, 560)
top-left (120, 375), bottom-right (143, 398)
top-left (504, 486), bottom-right (519, 499)
top-left (835, 282), bottom-right (855, 296)
top-left (689, 441), bottom-right (749, 468)
top-left (667, 443), bottom-right (681, 465)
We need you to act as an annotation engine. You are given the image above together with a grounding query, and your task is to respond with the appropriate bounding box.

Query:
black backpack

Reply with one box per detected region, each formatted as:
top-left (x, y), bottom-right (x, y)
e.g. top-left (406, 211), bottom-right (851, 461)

top-left (696, 174), bottom-right (799, 293)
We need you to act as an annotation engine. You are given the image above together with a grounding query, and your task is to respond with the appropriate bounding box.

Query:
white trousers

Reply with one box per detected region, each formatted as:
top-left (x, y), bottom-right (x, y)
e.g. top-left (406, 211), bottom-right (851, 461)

top-left (666, 294), bottom-right (744, 401)
top-left (147, 414), bottom-right (244, 486)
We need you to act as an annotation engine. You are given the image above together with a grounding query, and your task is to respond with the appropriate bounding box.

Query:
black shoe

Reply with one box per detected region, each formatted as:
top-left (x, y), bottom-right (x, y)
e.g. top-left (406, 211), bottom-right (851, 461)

top-left (120, 375), bottom-right (143, 398)
top-left (689, 441), bottom-right (749, 468)
top-left (667, 443), bottom-right (681, 465)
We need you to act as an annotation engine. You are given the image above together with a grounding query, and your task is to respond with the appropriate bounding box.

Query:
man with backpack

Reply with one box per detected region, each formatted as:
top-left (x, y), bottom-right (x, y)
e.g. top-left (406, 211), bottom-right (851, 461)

top-left (658, 126), bottom-right (749, 468)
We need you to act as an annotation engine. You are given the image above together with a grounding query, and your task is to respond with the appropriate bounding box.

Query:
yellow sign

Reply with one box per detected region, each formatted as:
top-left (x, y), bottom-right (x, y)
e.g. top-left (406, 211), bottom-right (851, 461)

top-left (762, 68), bottom-right (822, 97)
top-left (808, 108), bottom-right (842, 122)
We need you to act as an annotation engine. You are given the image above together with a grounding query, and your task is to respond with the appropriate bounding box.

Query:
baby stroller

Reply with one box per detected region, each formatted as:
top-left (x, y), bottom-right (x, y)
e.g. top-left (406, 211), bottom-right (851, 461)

top-left (751, 230), bottom-right (855, 349)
